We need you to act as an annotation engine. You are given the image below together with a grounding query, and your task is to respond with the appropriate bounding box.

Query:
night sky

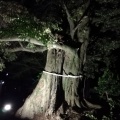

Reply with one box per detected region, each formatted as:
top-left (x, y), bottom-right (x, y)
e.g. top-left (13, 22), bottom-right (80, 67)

top-left (0, 66), bottom-right (38, 119)
top-left (0, 52), bottom-right (46, 119)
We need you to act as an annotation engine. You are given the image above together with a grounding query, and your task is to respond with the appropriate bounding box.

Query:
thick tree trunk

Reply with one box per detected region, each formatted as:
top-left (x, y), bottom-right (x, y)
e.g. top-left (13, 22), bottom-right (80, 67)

top-left (16, 47), bottom-right (83, 120)
top-left (16, 1), bottom-right (102, 119)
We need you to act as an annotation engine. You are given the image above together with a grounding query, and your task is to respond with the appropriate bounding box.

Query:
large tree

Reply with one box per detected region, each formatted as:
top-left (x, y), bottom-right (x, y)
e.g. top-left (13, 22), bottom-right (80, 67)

top-left (0, 0), bottom-right (102, 119)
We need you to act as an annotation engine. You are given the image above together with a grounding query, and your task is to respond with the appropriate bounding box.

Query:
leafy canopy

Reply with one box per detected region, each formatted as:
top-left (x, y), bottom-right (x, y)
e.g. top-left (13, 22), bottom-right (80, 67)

top-left (0, 1), bottom-right (62, 44)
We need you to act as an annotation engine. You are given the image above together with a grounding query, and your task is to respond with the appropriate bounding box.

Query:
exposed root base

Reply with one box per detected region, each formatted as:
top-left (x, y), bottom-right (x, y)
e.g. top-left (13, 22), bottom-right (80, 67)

top-left (32, 108), bottom-right (82, 120)
top-left (33, 113), bottom-right (81, 120)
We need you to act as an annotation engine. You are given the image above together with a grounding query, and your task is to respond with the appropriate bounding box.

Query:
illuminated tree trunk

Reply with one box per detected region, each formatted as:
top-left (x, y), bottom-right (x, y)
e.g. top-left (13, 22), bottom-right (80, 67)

top-left (16, 1), bottom-right (101, 119)
top-left (16, 47), bottom-right (83, 120)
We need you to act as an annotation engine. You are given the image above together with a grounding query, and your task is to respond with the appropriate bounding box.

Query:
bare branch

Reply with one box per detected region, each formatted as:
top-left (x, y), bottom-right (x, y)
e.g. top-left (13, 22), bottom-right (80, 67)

top-left (75, 16), bottom-right (89, 32)
top-left (5, 42), bottom-right (76, 55)
top-left (0, 37), bottom-right (45, 46)
top-left (0, 37), bottom-right (78, 54)
top-left (18, 41), bottom-right (24, 48)
top-left (5, 47), bottom-right (47, 53)
top-left (63, 0), bottom-right (90, 40)
top-left (77, 0), bottom-right (90, 25)
top-left (63, 3), bottom-right (75, 39)
top-left (69, 0), bottom-right (90, 38)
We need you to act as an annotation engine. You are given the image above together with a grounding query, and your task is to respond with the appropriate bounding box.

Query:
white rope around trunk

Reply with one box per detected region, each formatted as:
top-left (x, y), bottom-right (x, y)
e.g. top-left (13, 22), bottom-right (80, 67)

top-left (43, 71), bottom-right (83, 78)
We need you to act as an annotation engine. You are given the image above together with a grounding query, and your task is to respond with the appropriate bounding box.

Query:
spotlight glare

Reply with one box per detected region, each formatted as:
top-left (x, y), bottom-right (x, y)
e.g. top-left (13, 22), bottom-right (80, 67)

top-left (2, 81), bottom-right (4, 84)
top-left (6, 73), bottom-right (9, 76)
top-left (3, 104), bottom-right (12, 112)
top-left (0, 80), bottom-right (4, 84)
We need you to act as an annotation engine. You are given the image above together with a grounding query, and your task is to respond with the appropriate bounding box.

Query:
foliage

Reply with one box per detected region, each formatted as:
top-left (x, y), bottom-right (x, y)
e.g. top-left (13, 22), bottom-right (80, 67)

top-left (95, 68), bottom-right (120, 97)
top-left (84, 0), bottom-right (120, 77)
top-left (83, 111), bottom-right (98, 120)
top-left (0, 0), bottom-right (60, 70)
top-left (83, 0), bottom-right (120, 119)
top-left (0, 1), bottom-right (63, 44)
top-left (93, 0), bottom-right (120, 33)
top-left (0, 57), bottom-right (5, 71)
top-left (94, 66), bottom-right (120, 118)
top-left (0, 0), bottom-right (88, 71)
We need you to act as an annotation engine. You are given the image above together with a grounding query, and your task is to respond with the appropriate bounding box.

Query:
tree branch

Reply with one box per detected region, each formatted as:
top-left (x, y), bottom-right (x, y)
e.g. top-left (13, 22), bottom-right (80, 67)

top-left (0, 37), bottom-right (78, 54)
top-left (0, 37), bottom-right (45, 46)
top-left (75, 16), bottom-right (89, 33)
top-left (63, 3), bottom-right (75, 40)
top-left (73, 0), bottom-right (90, 38)
top-left (5, 47), bottom-right (47, 53)
top-left (63, 0), bottom-right (90, 40)
top-left (76, 0), bottom-right (90, 25)
top-left (18, 41), bottom-right (24, 48)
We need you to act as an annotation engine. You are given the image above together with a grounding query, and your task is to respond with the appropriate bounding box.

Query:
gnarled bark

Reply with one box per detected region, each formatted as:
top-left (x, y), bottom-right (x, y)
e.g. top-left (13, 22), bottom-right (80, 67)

top-left (15, 1), bottom-right (102, 120)
top-left (16, 47), bottom-right (82, 120)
